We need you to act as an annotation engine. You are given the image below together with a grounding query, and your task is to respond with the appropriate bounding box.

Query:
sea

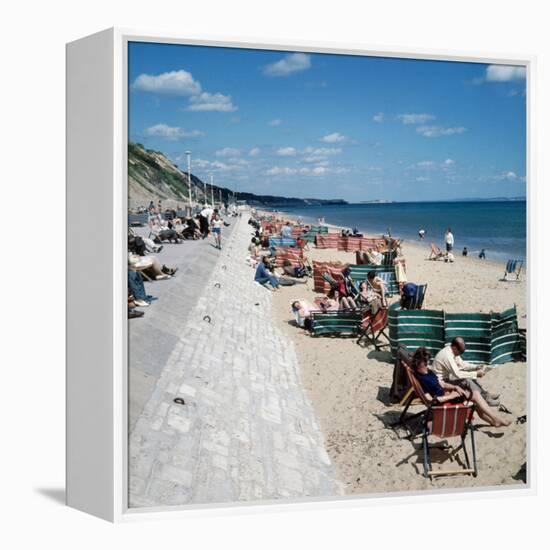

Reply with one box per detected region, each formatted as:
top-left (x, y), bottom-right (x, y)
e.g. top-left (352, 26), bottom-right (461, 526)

top-left (276, 201), bottom-right (527, 263)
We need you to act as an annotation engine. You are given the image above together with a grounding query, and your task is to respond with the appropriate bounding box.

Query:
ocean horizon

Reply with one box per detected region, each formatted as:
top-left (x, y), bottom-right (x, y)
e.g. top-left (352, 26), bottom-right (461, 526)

top-left (276, 200), bottom-right (526, 262)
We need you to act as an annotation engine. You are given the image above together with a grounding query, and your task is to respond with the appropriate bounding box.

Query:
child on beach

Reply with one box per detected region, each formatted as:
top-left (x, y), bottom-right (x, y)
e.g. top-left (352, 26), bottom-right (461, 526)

top-left (211, 212), bottom-right (222, 249)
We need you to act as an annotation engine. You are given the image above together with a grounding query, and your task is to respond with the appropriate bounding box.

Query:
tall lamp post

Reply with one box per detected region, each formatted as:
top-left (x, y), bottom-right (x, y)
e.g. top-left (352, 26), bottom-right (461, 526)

top-left (210, 174), bottom-right (214, 207)
top-left (185, 150), bottom-right (192, 212)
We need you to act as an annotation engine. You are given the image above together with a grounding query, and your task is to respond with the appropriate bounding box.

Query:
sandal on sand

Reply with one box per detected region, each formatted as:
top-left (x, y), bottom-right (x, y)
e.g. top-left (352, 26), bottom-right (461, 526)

top-left (516, 415), bottom-right (527, 424)
top-left (498, 404), bottom-right (512, 414)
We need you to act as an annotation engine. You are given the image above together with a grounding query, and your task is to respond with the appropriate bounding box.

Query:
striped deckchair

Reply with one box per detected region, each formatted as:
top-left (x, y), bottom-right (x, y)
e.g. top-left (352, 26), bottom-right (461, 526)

top-left (312, 260), bottom-right (346, 292)
top-left (401, 284), bottom-right (427, 310)
top-left (490, 306), bottom-right (523, 364)
top-left (503, 259), bottom-right (523, 280)
top-left (347, 265), bottom-right (399, 296)
top-left (310, 310), bottom-right (362, 337)
top-left (268, 236), bottom-right (296, 248)
top-left (356, 308), bottom-right (389, 349)
top-left (389, 305), bottom-right (445, 358)
top-left (444, 313), bottom-right (492, 364)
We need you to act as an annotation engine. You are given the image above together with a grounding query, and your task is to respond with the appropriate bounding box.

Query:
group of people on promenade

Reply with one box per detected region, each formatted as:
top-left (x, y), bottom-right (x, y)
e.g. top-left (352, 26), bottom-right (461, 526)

top-left (127, 202), bottom-right (230, 318)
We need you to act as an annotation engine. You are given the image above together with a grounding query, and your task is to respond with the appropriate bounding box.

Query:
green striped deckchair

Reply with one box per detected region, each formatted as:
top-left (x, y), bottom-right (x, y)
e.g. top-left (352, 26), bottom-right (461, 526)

top-left (444, 313), bottom-right (492, 364)
top-left (389, 304), bottom-right (445, 357)
top-left (310, 310), bottom-right (362, 337)
top-left (490, 306), bottom-right (523, 364)
top-left (348, 265), bottom-right (399, 296)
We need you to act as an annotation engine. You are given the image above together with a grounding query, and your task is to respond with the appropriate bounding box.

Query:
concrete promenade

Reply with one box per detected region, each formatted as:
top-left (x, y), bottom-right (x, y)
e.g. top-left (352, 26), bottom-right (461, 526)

top-left (129, 213), bottom-right (340, 507)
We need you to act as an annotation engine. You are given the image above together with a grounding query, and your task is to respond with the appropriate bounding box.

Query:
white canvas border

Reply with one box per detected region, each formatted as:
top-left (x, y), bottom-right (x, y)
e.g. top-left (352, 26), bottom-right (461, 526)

top-left (69, 27), bottom-right (536, 522)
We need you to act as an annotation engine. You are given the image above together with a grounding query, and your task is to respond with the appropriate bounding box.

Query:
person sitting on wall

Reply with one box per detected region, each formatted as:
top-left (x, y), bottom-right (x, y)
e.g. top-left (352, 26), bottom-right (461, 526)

top-left (255, 256), bottom-right (280, 290)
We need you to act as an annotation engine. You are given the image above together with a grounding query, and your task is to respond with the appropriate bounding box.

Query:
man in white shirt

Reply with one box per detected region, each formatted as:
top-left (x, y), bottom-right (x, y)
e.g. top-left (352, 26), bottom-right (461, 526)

top-left (199, 206), bottom-right (214, 238)
top-left (433, 337), bottom-right (500, 406)
top-left (445, 228), bottom-right (454, 252)
top-left (281, 222), bottom-right (293, 239)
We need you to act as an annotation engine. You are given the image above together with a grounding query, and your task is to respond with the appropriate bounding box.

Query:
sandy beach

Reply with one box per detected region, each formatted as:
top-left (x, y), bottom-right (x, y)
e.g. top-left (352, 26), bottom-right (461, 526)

top-left (270, 228), bottom-right (527, 493)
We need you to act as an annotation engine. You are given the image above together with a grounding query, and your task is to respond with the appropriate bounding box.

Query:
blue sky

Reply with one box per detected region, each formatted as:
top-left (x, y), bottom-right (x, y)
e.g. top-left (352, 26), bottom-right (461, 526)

top-left (128, 42), bottom-right (526, 202)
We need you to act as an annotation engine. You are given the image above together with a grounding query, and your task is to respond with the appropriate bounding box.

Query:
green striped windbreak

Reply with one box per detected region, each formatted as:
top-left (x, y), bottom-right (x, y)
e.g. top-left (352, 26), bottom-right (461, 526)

top-left (348, 265), bottom-right (399, 296)
top-left (490, 306), bottom-right (523, 364)
top-left (311, 311), bottom-right (362, 337)
top-left (445, 313), bottom-right (492, 364)
top-left (389, 305), bottom-right (445, 356)
top-left (390, 304), bottom-right (524, 365)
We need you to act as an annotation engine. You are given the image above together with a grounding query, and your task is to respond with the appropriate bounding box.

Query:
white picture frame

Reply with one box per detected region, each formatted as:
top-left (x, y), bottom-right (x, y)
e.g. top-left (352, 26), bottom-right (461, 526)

top-left (66, 27), bottom-right (536, 522)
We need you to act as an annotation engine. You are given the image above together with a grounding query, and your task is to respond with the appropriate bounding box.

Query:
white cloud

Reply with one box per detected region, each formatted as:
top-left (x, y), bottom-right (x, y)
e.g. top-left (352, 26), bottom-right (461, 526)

top-left (416, 176), bottom-right (429, 182)
top-left (187, 92), bottom-right (237, 112)
top-left (416, 160), bottom-right (435, 168)
top-left (397, 113), bottom-right (436, 125)
top-left (132, 70), bottom-right (202, 96)
top-left (373, 112), bottom-right (384, 123)
top-left (263, 53), bottom-right (311, 77)
top-left (132, 68), bottom-right (238, 113)
top-left (486, 65), bottom-right (526, 82)
top-left (320, 132), bottom-right (347, 143)
top-left (303, 146), bottom-right (342, 156)
top-left (276, 147), bottom-right (297, 156)
top-left (269, 119), bottom-right (282, 126)
top-left (416, 125), bottom-right (467, 137)
top-left (215, 147), bottom-right (240, 157)
top-left (497, 171), bottom-right (522, 181)
top-left (143, 124), bottom-right (204, 140)
top-left (248, 147), bottom-right (260, 157)
top-left (443, 158), bottom-right (455, 166)
top-left (265, 166), bottom-right (298, 175)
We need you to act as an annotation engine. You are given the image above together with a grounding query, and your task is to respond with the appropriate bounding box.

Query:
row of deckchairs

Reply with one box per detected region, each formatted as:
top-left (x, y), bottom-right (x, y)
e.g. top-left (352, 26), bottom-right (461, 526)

top-left (388, 303), bottom-right (523, 365)
top-left (312, 262), bottom-right (400, 296)
top-left (315, 234), bottom-right (387, 251)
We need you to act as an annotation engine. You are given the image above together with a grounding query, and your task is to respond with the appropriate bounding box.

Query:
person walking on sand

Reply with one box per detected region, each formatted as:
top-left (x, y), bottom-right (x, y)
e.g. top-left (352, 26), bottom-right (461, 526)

top-left (211, 212), bottom-right (222, 249)
top-left (433, 337), bottom-right (500, 406)
top-left (462, 246), bottom-right (468, 257)
top-left (418, 228), bottom-right (426, 240)
top-left (444, 228), bottom-right (454, 253)
top-left (479, 248), bottom-right (486, 259)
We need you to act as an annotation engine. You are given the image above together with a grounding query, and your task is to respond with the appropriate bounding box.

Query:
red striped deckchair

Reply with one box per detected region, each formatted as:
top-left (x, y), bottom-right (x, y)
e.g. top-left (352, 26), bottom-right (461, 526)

top-left (400, 364), bottom-right (478, 478)
top-left (356, 307), bottom-right (389, 350)
top-left (312, 260), bottom-right (345, 292)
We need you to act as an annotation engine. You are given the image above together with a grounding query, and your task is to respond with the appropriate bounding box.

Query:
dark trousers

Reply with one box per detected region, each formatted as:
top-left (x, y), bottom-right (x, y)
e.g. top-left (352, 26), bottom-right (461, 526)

top-left (128, 270), bottom-right (147, 301)
top-left (198, 215), bottom-right (209, 236)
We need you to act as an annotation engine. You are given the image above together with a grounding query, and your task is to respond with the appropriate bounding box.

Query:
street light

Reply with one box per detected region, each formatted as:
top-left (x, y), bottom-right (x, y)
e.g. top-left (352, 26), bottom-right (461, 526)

top-left (210, 174), bottom-right (214, 207)
top-left (185, 150), bottom-right (192, 212)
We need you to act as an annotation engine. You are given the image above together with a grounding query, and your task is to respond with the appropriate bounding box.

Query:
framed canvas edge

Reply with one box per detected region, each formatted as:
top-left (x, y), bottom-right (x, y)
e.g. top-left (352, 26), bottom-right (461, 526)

top-left (105, 27), bottom-right (536, 523)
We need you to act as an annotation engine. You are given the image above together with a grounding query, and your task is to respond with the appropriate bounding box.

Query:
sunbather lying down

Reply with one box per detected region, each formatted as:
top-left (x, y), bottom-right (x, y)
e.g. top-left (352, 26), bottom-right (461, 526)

top-left (412, 347), bottom-right (511, 428)
top-left (128, 253), bottom-right (178, 280)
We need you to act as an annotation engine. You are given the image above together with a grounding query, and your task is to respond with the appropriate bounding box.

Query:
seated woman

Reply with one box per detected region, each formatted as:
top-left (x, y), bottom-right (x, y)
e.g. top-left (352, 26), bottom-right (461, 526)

top-left (255, 256), bottom-right (280, 290)
top-left (367, 271), bottom-right (388, 307)
top-left (357, 280), bottom-right (382, 314)
top-left (291, 300), bottom-right (314, 331)
top-left (411, 347), bottom-right (511, 428)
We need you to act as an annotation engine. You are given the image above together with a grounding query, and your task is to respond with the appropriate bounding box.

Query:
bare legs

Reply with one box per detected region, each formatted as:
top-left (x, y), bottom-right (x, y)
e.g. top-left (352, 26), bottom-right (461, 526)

top-left (470, 391), bottom-right (511, 427)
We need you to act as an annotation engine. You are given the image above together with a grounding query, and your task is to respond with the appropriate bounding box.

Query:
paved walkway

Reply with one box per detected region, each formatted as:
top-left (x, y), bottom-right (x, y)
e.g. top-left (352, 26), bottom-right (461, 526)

top-left (129, 213), bottom-right (340, 507)
top-left (129, 222), bottom-right (236, 430)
